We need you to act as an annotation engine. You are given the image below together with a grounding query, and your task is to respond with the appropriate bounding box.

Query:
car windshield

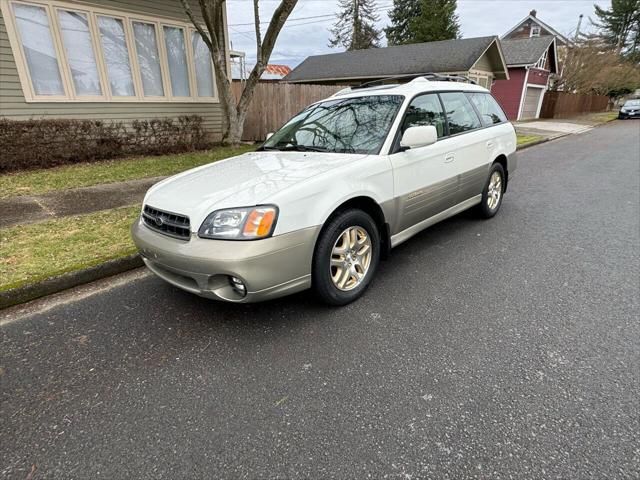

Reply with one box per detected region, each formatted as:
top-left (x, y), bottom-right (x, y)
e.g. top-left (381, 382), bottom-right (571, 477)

top-left (261, 95), bottom-right (405, 154)
top-left (624, 99), bottom-right (640, 107)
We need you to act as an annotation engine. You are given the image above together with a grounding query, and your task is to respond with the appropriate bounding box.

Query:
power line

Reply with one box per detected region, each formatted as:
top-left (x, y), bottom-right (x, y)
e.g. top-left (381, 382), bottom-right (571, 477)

top-left (230, 3), bottom-right (395, 34)
top-left (228, 2), bottom-right (394, 27)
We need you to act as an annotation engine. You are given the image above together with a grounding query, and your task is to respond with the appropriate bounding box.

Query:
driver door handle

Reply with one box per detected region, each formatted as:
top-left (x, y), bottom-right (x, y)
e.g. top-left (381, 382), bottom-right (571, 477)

top-left (444, 153), bottom-right (455, 163)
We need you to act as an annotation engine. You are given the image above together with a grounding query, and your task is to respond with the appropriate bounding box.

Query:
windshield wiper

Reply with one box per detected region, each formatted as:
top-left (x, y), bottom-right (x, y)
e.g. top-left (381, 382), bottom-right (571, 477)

top-left (280, 144), bottom-right (330, 152)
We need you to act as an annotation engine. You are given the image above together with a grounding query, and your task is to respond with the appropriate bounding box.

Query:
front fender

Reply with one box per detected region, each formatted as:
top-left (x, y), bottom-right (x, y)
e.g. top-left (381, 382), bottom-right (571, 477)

top-left (269, 155), bottom-right (394, 236)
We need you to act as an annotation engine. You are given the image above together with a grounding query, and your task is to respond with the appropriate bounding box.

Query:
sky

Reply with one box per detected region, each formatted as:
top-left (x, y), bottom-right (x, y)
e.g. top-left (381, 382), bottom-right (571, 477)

top-left (225, 0), bottom-right (611, 68)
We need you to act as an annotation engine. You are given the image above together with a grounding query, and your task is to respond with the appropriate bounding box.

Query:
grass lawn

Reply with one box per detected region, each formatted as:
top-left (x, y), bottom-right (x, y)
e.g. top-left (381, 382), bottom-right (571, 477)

top-left (581, 111), bottom-right (619, 124)
top-left (0, 206), bottom-right (140, 292)
top-left (0, 144), bottom-right (254, 199)
top-left (517, 134), bottom-right (543, 147)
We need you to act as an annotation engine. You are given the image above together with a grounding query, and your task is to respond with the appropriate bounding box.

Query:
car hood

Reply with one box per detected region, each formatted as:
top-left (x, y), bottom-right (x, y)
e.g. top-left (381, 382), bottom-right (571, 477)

top-left (144, 150), bottom-right (369, 229)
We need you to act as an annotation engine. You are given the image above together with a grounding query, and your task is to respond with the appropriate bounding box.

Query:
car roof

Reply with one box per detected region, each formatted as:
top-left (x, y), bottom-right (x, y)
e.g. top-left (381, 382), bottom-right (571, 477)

top-left (325, 77), bottom-right (490, 101)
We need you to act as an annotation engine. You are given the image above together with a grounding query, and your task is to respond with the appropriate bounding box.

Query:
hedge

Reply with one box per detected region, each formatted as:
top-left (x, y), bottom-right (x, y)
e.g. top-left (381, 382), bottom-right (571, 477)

top-left (0, 115), bottom-right (210, 173)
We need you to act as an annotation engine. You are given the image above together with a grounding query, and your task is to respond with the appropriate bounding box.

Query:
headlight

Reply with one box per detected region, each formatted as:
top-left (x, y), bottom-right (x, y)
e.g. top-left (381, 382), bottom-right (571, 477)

top-left (198, 205), bottom-right (278, 240)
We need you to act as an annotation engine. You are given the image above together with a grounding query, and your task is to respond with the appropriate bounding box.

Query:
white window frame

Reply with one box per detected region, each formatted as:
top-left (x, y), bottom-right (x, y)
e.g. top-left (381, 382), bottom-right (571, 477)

top-left (535, 50), bottom-right (548, 70)
top-left (530, 25), bottom-right (541, 37)
top-left (2, 0), bottom-right (219, 103)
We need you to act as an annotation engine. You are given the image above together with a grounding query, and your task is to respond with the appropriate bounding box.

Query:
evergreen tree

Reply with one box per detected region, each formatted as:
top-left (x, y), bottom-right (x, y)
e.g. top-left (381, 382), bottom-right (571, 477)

top-left (329, 0), bottom-right (382, 51)
top-left (384, 0), bottom-right (422, 45)
top-left (385, 0), bottom-right (461, 46)
top-left (592, 0), bottom-right (640, 56)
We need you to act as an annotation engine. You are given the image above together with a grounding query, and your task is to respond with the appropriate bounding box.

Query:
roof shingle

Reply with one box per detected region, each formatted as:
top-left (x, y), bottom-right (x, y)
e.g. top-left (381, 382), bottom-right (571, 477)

top-left (285, 36), bottom-right (499, 83)
top-left (500, 36), bottom-right (554, 66)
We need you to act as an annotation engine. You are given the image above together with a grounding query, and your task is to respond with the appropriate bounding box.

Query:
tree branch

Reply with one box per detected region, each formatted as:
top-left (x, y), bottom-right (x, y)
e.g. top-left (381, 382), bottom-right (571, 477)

top-left (238, 0), bottom-right (297, 112)
top-left (253, 0), bottom-right (263, 63)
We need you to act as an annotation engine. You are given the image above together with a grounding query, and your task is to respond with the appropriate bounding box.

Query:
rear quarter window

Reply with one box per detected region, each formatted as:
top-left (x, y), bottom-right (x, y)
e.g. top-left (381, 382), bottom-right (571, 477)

top-left (467, 92), bottom-right (508, 126)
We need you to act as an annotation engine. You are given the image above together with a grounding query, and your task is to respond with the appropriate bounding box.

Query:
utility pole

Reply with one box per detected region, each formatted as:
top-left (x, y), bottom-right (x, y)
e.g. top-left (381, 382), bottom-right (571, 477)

top-left (574, 14), bottom-right (583, 41)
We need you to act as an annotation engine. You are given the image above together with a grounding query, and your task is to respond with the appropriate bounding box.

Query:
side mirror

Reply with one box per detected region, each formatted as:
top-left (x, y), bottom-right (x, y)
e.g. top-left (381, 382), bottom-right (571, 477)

top-left (400, 125), bottom-right (438, 150)
top-left (265, 132), bottom-right (274, 141)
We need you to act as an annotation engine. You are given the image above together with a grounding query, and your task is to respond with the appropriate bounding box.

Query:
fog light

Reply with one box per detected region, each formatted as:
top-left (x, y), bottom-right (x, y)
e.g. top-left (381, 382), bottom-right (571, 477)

top-left (229, 276), bottom-right (247, 297)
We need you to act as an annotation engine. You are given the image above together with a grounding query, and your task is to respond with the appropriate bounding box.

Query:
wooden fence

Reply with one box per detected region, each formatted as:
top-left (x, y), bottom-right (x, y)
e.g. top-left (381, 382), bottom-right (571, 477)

top-left (540, 91), bottom-right (609, 119)
top-left (232, 82), bottom-right (343, 141)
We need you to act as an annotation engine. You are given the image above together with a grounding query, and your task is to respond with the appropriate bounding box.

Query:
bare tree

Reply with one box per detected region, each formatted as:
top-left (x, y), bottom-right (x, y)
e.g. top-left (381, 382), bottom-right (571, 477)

top-left (181, 0), bottom-right (298, 144)
top-left (555, 38), bottom-right (640, 101)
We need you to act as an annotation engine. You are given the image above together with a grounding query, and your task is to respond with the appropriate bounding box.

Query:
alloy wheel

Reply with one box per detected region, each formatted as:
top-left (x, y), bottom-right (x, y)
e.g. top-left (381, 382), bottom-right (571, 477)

top-left (330, 226), bottom-right (372, 291)
top-left (487, 171), bottom-right (503, 210)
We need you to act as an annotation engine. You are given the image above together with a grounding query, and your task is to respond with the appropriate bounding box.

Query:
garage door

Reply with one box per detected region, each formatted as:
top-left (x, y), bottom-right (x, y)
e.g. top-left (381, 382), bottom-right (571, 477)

top-left (521, 87), bottom-right (544, 119)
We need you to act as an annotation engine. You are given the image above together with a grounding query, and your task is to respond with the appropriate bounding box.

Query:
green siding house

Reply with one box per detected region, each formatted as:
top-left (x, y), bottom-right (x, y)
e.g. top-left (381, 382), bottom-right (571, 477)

top-left (0, 0), bottom-right (227, 139)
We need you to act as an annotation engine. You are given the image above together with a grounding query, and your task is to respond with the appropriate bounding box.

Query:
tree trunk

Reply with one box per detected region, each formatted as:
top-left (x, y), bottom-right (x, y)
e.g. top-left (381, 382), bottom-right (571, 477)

top-left (182, 0), bottom-right (298, 146)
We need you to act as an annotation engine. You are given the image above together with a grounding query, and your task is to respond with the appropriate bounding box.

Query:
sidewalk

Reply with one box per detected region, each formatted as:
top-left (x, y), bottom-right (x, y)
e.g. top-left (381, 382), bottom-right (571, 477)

top-left (514, 112), bottom-right (617, 142)
top-left (0, 176), bottom-right (163, 229)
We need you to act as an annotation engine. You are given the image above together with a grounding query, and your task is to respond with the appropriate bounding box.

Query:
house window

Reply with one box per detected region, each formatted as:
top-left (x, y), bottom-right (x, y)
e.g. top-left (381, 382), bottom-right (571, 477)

top-left (57, 10), bottom-right (102, 96)
top-left (12, 3), bottom-right (65, 96)
top-left (97, 16), bottom-right (136, 97)
top-left (530, 26), bottom-right (541, 37)
top-left (132, 21), bottom-right (165, 97)
top-left (192, 32), bottom-right (215, 97)
top-left (3, 0), bottom-right (219, 103)
top-left (163, 26), bottom-right (191, 97)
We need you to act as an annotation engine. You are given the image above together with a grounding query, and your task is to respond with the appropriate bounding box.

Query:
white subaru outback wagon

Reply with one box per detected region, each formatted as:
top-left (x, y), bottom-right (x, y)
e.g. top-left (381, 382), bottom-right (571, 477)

top-left (132, 76), bottom-right (517, 305)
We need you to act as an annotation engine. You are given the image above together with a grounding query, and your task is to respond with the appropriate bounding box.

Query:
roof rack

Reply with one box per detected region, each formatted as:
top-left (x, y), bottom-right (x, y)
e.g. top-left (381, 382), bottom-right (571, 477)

top-left (351, 72), bottom-right (476, 90)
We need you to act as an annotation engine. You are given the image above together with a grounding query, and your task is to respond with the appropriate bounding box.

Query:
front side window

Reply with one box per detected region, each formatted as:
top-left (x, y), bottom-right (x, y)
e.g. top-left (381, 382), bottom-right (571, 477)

top-left (132, 21), bottom-right (164, 97)
top-left (163, 26), bottom-right (190, 97)
top-left (192, 32), bottom-right (215, 97)
top-left (97, 16), bottom-right (135, 97)
top-left (401, 94), bottom-right (446, 138)
top-left (439, 92), bottom-right (482, 135)
top-left (12, 3), bottom-right (64, 95)
top-left (468, 93), bottom-right (507, 126)
top-left (262, 95), bottom-right (405, 155)
top-left (58, 10), bottom-right (102, 96)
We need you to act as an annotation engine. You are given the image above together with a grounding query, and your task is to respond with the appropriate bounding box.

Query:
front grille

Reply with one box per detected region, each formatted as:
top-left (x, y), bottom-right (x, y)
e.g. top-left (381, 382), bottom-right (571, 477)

top-left (142, 205), bottom-right (191, 240)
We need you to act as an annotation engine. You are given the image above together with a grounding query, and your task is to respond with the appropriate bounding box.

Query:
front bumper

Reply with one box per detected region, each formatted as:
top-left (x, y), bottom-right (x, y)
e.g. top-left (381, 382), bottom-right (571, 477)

top-left (619, 111), bottom-right (639, 118)
top-left (131, 219), bottom-right (320, 302)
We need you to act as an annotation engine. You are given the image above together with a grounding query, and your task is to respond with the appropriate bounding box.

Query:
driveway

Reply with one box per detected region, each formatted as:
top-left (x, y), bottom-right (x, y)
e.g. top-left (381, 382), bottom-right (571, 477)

top-left (1, 121), bottom-right (639, 479)
top-left (514, 119), bottom-right (594, 139)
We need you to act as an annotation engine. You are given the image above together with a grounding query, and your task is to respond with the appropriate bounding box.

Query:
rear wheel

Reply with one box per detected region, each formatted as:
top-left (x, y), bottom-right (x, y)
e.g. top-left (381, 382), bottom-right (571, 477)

top-left (477, 163), bottom-right (505, 219)
top-left (312, 209), bottom-right (380, 306)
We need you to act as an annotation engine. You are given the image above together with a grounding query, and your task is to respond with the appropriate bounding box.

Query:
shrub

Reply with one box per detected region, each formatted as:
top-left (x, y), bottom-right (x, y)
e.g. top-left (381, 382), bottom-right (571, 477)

top-left (0, 115), bottom-right (210, 173)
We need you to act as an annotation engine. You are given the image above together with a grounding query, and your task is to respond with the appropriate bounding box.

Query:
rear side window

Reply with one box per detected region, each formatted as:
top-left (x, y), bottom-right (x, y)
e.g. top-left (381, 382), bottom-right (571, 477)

top-left (401, 94), bottom-right (446, 138)
top-left (439, 92), bottom-right (482, 135)
top-left (468, 92), bottom-right (508, 126)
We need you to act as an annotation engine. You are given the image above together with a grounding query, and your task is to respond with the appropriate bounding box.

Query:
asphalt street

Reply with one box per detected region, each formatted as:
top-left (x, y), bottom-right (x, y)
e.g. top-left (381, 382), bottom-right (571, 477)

top-left (2, 121), bottom-right (639, 479)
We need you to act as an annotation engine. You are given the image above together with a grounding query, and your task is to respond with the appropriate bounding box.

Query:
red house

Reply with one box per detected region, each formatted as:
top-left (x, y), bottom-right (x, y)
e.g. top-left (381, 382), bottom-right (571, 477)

top-left (493, 36), bottom-right (559, 120)
top-left (492, 10), bottom-right (566, 120)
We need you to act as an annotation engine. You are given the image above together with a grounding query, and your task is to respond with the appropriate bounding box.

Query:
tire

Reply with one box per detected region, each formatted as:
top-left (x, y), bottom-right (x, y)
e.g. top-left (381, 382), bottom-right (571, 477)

top-left (477, 163), bottom-right (506, 219)
top-left (312, 209), bottom-right (380, 306)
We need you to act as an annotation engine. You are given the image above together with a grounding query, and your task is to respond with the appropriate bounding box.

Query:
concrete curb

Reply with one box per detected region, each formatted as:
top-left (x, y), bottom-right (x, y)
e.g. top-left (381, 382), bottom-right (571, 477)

top-left (0, 254), bottom-right (143, 310)
top-left (516, 137), bottom-right (553, 150)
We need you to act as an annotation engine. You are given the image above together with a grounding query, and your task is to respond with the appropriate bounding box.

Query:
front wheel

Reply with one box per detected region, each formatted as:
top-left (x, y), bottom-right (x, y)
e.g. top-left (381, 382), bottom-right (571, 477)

top-left (312, 209), bottom-right (380, 306)
top-left (477, 163), bottom-right (505, 219)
